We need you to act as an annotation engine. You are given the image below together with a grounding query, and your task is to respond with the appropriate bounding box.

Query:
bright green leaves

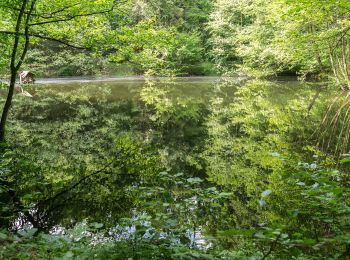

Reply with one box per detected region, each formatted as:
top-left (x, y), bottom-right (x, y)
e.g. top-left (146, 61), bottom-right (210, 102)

top-left (0, 0), bottom-right (213, 77)
top-left (109, 19), bottom-right (178, 76)
top-left (208, 0), bottom-right (286, 76)
top-left (207, 0), bottom-right (350, 79)
top-left (109, 19), bottom-right (206, 76)
top-left (264, 161), bottom-right (350, 254)
top-left (32, 0), bottom-right (115, 49)
top-left (0, 0), bottom-right (116, 78)
top-left (105, 0), bottom-right (212, 76)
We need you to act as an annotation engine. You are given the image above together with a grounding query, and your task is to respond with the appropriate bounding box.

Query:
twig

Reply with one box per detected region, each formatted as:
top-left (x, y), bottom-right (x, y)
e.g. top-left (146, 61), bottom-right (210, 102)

top-left (262, 233), bottom-right (282, 260)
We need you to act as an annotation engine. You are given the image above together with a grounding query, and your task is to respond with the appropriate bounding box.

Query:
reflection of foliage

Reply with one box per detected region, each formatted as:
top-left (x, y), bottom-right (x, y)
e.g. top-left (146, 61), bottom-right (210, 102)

top-left (2, 134), bottom-right (162, 231)
top-left (132, 171), bottom-right (234, 240)
top-left (140, 79), bottom-right (210, 172)
top-left (1, 79), bottom-right (349, 258)
top-left (202, 80), bottom-right (327, 223)
top-left (204, 81), bottom-right (307, 186)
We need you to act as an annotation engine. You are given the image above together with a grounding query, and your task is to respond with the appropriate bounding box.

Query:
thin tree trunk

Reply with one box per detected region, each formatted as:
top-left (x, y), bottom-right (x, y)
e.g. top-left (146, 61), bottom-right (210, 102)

top-left (341, 37), bottom-right (350, 90)
top-left (310, 23), bottom-right (325, 73)
top-left (316, 54), bottom-right (324, 72)
top-left (329, 49), bottom-right (342, 86)
top-left (336, 55), bottom-right (348, 87)
top-left (0, 0), bottom-right (34, 141)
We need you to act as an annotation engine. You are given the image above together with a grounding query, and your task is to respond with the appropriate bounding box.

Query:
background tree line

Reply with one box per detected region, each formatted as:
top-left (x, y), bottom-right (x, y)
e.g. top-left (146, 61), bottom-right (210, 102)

top-left (2, 0), bottom-right (350, 83)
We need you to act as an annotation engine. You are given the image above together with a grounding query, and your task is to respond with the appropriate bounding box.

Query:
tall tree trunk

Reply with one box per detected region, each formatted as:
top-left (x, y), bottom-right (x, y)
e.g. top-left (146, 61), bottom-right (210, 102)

top-left (0, 0), bottom-right (34, 142)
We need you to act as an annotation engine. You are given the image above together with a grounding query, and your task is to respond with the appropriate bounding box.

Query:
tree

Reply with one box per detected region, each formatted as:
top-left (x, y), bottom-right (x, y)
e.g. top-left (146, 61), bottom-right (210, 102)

top-left (0, 0), bottom-right (116, 141)
top-left (207, 0), bottom-right (350, 83)
top-left (276, 0), bottom-right (350, 87)
top-left (108, 0), bottom-right (213, 76)
top-left (208, 0), bottom-right (278, 76)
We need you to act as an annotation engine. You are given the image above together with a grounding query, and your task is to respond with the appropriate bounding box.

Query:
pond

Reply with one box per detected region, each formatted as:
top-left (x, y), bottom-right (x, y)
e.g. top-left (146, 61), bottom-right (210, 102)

top-left (1, 76), bottom-right (342, 249)
top-left (7, 76), bottom-right (325, 174)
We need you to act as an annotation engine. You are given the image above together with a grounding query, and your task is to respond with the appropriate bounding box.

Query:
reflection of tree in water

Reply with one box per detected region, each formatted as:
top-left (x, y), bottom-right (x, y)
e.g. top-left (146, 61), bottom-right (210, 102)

top-left (139, 78), bottom-right (214, 172)
top-left (318, 92), bottom-right (350, 156)
top-left (202, 80), bottom-right (332, 211)
top-left (3, 78), bottom-right (337, 252)
top-left (5, 79), bottom-right (221, 233)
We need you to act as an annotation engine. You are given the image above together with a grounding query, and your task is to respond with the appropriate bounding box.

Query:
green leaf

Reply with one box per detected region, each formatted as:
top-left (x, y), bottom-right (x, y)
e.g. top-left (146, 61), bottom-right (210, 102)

top-left (340, 157), bottom-right (350, 164)
top-left (0, 232), bottom-right (7, 240)
top-left (187, 177), bottom-right (203, 184)
top-left (261, 189), bottom-right (272, 197)
top-left (90, 223), bottom-right (104, 229)
top-left (17, 228), bottom-right (37, 238)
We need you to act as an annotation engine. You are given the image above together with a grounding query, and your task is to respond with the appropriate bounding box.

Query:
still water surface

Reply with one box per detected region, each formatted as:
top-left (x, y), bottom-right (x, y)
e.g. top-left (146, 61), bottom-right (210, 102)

top-left (2, 77), bottom-right (336, 243)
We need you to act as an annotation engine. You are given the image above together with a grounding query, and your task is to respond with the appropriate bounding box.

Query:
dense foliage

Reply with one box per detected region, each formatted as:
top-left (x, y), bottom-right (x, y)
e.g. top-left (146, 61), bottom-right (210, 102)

top-left (2, 0), bottom-right (350, 80)
top-left (1, 1), bottom-right (350, 259)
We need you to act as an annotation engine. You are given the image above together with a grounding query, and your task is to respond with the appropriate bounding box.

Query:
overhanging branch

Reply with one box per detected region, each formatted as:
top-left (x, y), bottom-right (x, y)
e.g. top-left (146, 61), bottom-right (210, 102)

top-left (0, 0), bottom-right (122, 20)
top-left (0, 30), bottom-right (91, 50)
top-left (29, 6), bottom-right (116, 26)
top-left (47, 3), bottom-right (81, 17)
top-left (0, 4), bottom-right (54, 19)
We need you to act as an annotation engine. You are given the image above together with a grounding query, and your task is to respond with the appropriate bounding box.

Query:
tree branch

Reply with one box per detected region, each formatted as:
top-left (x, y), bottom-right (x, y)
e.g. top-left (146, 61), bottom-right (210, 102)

top-left (0, 4), bottom-right (50, 19)
top-left (48, 3), bottom-right (81, 17)
top-left (29, 4), bottom-right (116, 26)
top-left (262, 233), bottom-right (282, 260)
top-left (9, 0), bottom-right (28, 71)
top-left (0, 3), bottom-right (80, 19)
top-left (15, 0), bottom-right (37, 72)
top-left (36, 161), bottom-right (114, 208)
top-left (0, 30), bottom-right (91, 50)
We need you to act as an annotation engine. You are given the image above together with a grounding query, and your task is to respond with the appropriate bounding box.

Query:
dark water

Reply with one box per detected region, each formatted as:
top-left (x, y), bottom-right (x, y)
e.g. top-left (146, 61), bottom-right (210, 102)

top-left (4, 76), bottom-right (331, 179)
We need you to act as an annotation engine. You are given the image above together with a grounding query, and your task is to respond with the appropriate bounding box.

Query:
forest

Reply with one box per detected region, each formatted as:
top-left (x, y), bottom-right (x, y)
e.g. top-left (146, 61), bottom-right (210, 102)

top-left (0, 0), bottom-right (350, 259)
